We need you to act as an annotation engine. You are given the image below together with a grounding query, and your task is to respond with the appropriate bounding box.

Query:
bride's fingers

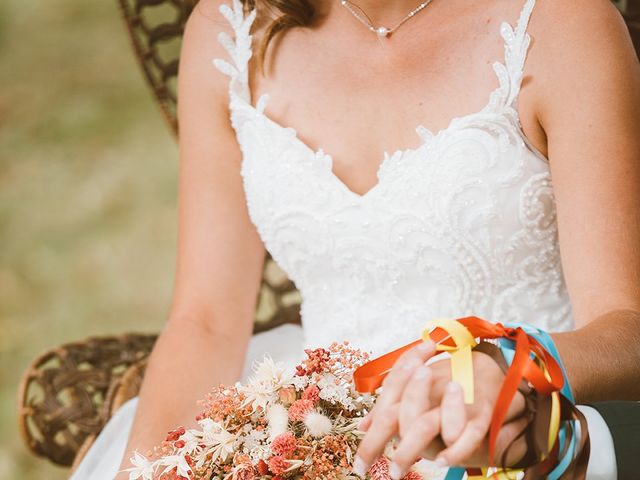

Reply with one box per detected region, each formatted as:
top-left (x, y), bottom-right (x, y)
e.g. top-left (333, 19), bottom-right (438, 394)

top-left (398, 364), bottom-right (433, 437)
top-left (352, 403), bottom-right (400, 476)
top-left (422, 417), bottom-right (530, 468)
top-left (364, 341), bottom-right (436, 432)
top-left (468, 416), bottom-right (530, 467)
top-left (440, 382), bottom-right (466, 446)
top-left (387, 408), bottom-right (441, 480)
top-left (353, 341), bottom-right (436, 476)
top-left (435, 400), bottom-right (492, 467)
top-left (357, 410), bottom-right (373, 431)
top-left (381, 341), bottom-right (436, 403)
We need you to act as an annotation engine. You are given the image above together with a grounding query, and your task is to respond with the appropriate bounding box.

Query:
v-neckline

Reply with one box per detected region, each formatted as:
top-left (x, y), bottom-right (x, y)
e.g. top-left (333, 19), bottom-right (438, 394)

top-left (228, 17), bottom-right (530, 201)
top-left (212, 0), bottom-right (542, 200)
top-left (232, 62), bottom-right (506, 201)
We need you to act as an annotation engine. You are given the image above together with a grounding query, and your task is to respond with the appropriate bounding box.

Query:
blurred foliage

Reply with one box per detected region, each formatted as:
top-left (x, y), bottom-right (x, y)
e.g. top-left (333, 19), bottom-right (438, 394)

top-left (0, 0), bottom-right (179, 477)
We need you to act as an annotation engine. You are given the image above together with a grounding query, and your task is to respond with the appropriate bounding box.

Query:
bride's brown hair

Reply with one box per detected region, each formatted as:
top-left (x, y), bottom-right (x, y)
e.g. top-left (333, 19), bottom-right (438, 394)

top-left (239, 0), bottom-right (316, 73)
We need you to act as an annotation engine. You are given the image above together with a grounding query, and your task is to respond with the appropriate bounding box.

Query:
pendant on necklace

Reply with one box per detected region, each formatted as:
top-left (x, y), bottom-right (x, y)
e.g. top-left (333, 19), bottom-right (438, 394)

top-left (340, 0), bottom-right (433, 39)
top-left (375, 26), bottom-right (390, 37)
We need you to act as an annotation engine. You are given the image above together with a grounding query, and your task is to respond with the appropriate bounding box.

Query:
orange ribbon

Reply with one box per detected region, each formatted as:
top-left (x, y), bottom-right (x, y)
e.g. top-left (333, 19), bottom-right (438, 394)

top-left (352, 316), bottom-right (568, 465)
top-left (353, 339), bottom-right (423, 393)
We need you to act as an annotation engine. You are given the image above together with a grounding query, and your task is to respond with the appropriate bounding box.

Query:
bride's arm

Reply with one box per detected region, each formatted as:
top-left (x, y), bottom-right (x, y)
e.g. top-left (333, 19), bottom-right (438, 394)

top-left (424, 0), bottom-right (640, 465)
top-left (354, 1), bottom-right (640, 473)
top-left (538, 0), bottom-right (640, 403)
top-left (114, 1), bottom-right (265, 476)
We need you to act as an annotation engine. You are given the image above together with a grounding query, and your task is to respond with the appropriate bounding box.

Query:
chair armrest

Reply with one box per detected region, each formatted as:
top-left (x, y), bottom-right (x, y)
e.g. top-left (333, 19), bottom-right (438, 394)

top-left (17, 333), bottom-right (157, 466)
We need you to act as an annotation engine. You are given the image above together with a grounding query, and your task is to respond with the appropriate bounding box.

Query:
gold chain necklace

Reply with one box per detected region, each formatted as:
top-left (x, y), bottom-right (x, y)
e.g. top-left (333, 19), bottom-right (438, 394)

top-left (340, 0), bottom-right (434, 38)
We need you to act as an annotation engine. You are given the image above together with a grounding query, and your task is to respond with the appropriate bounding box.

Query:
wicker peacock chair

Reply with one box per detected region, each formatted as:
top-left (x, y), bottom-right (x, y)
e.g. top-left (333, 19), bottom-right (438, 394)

top-left (16, 0), bottom-right (301, 470)
top-left (17, 0), bottom-right (640, 473)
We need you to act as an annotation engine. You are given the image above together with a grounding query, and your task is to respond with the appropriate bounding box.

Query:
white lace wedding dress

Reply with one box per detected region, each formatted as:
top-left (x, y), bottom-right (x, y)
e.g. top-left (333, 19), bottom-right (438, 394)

top-left (70, 0), bottom-right (608, 478)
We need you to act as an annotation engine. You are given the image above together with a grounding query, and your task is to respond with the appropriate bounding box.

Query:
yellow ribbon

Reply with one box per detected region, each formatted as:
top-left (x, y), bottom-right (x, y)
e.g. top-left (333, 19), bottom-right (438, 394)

top-left (421, 318), bottom-right (478, 404)
top-left (548, 391), bottom-right (561, 451)
top-left (537, 353), bottom-right (561, 453)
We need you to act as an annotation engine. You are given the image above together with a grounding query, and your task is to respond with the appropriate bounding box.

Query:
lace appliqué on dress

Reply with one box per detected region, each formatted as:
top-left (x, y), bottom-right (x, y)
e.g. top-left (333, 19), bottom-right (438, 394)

top-left (212, 0), bottom-right (573, 357)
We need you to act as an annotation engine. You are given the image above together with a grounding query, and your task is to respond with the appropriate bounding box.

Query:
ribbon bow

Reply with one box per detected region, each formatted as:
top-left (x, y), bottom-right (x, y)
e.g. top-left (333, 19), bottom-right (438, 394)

top-left (352, 316), bottom-right (578, 472)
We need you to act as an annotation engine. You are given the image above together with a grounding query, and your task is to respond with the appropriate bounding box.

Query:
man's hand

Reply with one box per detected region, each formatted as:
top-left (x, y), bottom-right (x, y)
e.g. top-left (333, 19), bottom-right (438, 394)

top-left (352, 342), bottom-right (526, 479)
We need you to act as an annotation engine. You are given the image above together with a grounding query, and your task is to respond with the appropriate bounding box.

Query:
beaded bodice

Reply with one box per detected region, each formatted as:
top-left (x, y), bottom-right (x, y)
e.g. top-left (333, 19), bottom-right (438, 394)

top-left (213, 0), bottom-right (574, 357)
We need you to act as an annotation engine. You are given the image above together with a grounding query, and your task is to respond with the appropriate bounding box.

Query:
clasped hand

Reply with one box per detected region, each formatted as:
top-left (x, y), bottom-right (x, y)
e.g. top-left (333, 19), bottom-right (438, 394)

top-left (353, 341), bottom-right (529, 479)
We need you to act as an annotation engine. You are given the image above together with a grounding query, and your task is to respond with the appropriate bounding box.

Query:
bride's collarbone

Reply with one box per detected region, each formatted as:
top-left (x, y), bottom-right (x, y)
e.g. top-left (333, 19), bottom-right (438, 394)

top-left (246, 0), bottom-right (548, 166)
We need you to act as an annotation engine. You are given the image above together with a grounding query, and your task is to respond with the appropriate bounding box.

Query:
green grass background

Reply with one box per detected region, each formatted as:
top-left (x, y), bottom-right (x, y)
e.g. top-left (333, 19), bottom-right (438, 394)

top-left (1, 1), bottom-right (180, 477)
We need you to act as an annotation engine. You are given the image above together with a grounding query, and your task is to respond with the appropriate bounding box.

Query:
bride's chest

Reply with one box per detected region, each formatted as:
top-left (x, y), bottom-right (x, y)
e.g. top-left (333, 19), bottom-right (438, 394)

top-left (235, 103), bottom-right (556, 272)
top-left (246, 12), bottom-right (512, 179)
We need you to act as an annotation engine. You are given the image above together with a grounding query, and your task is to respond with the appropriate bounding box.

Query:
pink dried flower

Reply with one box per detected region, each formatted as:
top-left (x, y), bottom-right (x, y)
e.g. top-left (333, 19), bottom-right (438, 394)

top-left (268, 455), bottom-right (289, 475)
top-left (402, 472), bottom-right (423, 480)
top-left (233, 465), bottom-right (255, 480)
top-left (296, 348), bottom-right (331, 376)
top-left (288, 399), bottom-right (314, 421)
top-left (368, 456), bottom-right (391, 480)
top-left (165, 426), bottom-right (185, 442)
top-left (159, 471), bottom-right (188, 480)
top-left (124, 342), bottom-right (376, 480)
top-left (257, 459), bottom-right (269, 475)
top-left (233, 452), bottom-right (252, 466)
top-left (271, 432), bottom-right (297, 456)
top-left (302, 385), bottom-right (320, 405)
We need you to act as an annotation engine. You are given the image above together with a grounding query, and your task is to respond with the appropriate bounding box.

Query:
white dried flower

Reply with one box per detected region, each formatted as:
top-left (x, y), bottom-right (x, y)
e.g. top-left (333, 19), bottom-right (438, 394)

top-left (247, 444), bottom-right (272, 463)
top-left (196, 418), bottom-right (237, 465)
top-left (304, 411), bottom-right (333, 438)
top-left (121, 450), bottom-right (156, 480)
top-left (159, 454), bottom-right (192, 478)
top-left (178, 428), bottom-right (202, 454)
top-left (239, 356), bottom-right (293, 411)
top-left (289, 374), bottom-right (309, 390)
top-left (266, 403), bottom-right (289, 440)
top-left (317, 374), bottom-right (355, 410)
top-left (252, 355), bottom-right (291, 385)
top-left (241, 426), bottom-right (268, 451)
top-left (239, 378), bottom-right (277, 412)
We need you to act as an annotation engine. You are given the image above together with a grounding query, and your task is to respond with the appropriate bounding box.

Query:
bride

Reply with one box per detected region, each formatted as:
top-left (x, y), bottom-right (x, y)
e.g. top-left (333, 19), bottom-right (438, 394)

top-left (71, 0), bottom-right (640, 478)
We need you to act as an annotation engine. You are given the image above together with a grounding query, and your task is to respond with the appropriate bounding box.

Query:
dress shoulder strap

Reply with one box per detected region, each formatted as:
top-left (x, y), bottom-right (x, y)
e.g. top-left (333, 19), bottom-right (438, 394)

top-left (211, 0), bottom-right (258, 104)
top-left (499, 0), bottom-right (537, 106)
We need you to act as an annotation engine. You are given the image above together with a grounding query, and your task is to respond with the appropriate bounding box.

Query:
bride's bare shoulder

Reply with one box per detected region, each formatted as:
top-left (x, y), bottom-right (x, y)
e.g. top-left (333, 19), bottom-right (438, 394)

top-left (530, 0), bottom-right (634, 62)
top-left (178, 0), bottom-right (261, 111)
top-left (523, 0), bottom-right (637, 124)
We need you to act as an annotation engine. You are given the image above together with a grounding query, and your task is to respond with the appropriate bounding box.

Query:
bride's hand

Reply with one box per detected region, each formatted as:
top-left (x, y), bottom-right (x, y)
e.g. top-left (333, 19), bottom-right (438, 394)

top-left (352, 343), bottom-right (526, 478)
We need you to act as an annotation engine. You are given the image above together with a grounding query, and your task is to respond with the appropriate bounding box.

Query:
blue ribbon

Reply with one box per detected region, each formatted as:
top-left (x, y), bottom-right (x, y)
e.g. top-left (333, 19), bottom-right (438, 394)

top-left (443, 467), bottom-right (466, 480)
top-left (498, 323), bottom-right (579, 479)
top-left (503, 322), bottom-right (574, 402)
top-left (441, 324), bottom-right (579, 479)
